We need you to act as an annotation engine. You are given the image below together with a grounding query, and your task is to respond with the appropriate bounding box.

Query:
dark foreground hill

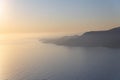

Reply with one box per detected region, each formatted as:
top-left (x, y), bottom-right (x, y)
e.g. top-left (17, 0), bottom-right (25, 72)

top-left (41, 27), bottom-right (120, 48)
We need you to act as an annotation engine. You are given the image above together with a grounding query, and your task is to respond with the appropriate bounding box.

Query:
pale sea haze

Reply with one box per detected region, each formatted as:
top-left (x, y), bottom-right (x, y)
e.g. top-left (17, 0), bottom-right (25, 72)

top-left (0, 34), bottom-right (120, 80)
top-left (1, 0), bottom-right (120, 80)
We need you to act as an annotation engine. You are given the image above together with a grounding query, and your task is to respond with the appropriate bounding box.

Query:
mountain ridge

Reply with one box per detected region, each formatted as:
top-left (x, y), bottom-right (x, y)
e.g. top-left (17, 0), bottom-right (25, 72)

top-left (41, 27), bottom-right (120, 48)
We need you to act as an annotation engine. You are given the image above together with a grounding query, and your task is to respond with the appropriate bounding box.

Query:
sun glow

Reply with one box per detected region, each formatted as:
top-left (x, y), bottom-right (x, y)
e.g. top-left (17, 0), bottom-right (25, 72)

top-left (0, 0), bottom-right (6, 27)
top-left (0, 0), bottom-right (8, 27)
top-left (0, 0), bottom-right (5, 16)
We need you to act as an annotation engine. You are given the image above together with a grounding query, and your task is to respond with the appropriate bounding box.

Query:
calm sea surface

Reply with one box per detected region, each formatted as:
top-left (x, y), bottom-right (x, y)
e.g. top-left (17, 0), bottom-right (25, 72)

top-left (0, 35), bottom-right (120, 80)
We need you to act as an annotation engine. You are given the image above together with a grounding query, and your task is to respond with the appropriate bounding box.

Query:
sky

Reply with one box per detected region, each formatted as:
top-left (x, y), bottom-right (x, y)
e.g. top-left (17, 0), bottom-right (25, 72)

top-left (0, 0), bottom-right (120, 34)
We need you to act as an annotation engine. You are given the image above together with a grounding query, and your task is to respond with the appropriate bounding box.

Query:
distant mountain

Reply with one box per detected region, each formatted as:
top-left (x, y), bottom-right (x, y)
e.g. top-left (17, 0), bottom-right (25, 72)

top-left (41, 27), bottom-right (120, 48)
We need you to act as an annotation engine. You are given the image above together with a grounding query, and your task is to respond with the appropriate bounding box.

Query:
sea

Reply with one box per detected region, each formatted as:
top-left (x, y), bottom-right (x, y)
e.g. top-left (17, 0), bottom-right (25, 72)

top-left (0, 34), bottom-right (120, 80)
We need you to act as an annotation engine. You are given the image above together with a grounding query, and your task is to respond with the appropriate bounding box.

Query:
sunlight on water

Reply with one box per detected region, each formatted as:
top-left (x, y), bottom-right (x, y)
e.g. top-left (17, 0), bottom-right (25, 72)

top-left (0, 33), bottom-right (64, 79)
top-left (0, 34), bottom-right (120, 80)
top-left (0, 45), bottom-right (10, 80)
top-left (0, 34), bottom-right (43, 79)
top-left (0, 34), bottom-right (84, 80)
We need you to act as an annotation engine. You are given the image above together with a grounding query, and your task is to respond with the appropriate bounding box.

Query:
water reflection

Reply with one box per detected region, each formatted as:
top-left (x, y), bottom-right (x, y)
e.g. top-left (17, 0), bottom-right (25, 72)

top-left (0, 38), bottom-right (120, 80)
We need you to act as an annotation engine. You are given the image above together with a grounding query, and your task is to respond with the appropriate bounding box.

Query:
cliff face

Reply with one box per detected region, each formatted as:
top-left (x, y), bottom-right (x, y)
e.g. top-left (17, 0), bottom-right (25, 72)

top-left (41, 27), bottom-right (120, 48)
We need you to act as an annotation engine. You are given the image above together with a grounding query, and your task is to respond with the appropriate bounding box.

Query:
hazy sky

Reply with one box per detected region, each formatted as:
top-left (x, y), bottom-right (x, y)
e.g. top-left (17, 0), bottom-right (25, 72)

top-left (0, 0), bottom-right (120, 34)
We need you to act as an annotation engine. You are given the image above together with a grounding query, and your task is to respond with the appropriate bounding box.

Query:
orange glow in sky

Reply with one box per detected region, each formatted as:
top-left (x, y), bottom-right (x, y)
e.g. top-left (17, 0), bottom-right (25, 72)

top-left (0, 0), bottom-right (120, 34)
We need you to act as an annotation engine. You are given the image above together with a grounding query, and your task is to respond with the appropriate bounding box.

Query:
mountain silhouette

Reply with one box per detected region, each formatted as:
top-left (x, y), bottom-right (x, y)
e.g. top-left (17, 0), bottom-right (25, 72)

top-left (41, 27), bottom-right (120, 48)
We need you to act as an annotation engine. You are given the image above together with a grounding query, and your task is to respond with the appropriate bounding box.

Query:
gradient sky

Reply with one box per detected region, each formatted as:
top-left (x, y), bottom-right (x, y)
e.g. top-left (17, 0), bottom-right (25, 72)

top-left (0, 0), bottom-right (120, 34)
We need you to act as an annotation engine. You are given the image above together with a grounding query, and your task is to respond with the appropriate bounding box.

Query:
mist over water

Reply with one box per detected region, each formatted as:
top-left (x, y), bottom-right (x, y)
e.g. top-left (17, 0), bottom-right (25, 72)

top-left (0, 34), bottom-right (120, 80)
